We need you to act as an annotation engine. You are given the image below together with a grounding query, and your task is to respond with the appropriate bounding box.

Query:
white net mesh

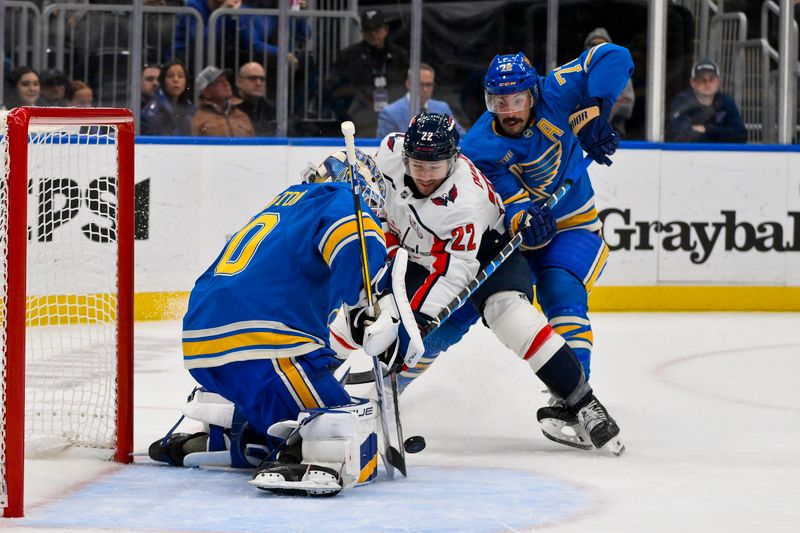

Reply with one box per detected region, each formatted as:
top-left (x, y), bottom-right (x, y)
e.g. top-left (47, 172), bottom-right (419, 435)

top-left (25, 128), bottom-right (119, 452)
top-left (1, 112), bottom-right (124, 511)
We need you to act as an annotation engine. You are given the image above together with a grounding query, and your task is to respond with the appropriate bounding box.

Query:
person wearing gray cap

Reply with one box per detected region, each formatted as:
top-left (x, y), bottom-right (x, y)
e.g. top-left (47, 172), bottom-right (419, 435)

top-left (191, 66), bottom-right (255, 137)
top-left (667, 59), bottom-right (747, 143)
top-left (583, 28), bottom-right (635, 137)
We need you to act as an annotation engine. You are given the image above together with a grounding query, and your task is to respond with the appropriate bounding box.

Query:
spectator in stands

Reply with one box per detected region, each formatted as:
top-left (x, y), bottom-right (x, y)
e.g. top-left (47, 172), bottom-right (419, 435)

top-left (141, 60), bottom-right (196, 136)
top-left (241, 0), bottom-right (310, 70)
top-left (235, 61), bottom-right (276, 136)
top-left (66, 80), bottom-right (94, 107)
top-left (192, 66), bottom-right (255, 136)
top-left (667, 59), bottom-right (747, 143)
top-left (39, 69), bottom-right (69, 107)
top-left (174, 0), bottom-right (243, 69)
top-left (43, 0), bottom-right (90, 80)
top-left (5, 66), bottom-right (42, 108)
top-left (141, 64), bottom-right (161, 111)
top-left (376, 63), bottom-right (465, 139)
top-left (584, 28), bottom-right (636, 137)
top-left (324, 9), bottom-right (409, 137)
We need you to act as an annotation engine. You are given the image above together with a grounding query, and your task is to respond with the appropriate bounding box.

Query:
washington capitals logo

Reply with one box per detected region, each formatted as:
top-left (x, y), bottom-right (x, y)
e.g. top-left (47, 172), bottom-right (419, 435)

top-left (431, 184), bottom-right (458, 206)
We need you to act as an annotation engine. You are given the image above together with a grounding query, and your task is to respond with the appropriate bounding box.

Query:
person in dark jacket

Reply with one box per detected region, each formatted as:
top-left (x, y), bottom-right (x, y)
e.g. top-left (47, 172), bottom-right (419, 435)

top-left (667, 59), bottom-right (747, 143)
top-left (324, 9), bottom-right (409, 137)
top-left (235, 61), bottom-right (277, 136)
top-left (141, 60), bottom-right (196, 136)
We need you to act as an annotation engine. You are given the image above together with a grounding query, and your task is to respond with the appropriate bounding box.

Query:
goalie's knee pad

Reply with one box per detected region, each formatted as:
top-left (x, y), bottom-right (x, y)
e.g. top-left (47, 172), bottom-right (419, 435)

top-left (268, 397), bottom-right (378, 490)
top-left (154, 388), bottom-right (270, 468)
top-left (482, 291), bottom-right (565, 372)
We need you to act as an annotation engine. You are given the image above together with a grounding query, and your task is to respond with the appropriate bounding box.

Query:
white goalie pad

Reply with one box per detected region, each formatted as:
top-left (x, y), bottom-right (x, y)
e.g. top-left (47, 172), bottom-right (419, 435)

top-left (179, 389), bottom-right (267, 468)
top-left (267, 397), bottom-right (379, 490)
top-left (181, 389), bottom-right (235, 429)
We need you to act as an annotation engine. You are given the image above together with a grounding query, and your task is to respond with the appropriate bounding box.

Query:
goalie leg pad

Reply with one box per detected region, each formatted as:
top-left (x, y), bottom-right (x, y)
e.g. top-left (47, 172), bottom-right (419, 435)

top-left (258, 397), bottom-right (379, 492)
top-left (482, 291), bottom-right (565, 372)
top-left (161, 388), bottom-right (269, 468)
top-left (300, 397), bottom-right (379, 488)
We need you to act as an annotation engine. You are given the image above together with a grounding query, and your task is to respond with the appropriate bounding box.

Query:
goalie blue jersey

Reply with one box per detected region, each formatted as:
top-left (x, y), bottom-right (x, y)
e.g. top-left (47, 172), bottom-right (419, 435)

top-left (182, 182), bottom-right (387, 370)
top-left (461, 43), bottom-right (634, 232)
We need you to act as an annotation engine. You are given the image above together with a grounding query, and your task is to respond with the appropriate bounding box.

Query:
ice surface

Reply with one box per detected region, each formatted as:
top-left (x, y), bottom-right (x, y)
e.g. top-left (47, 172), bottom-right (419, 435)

top-left (4, 313), bottom-right (800, 532)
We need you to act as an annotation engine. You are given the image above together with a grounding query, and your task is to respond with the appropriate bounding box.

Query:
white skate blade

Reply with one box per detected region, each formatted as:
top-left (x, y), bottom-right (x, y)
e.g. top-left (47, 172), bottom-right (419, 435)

top-left (539, 418), bottom-right (593, 451)
top-left (250, 470), bottom-right (342, 496)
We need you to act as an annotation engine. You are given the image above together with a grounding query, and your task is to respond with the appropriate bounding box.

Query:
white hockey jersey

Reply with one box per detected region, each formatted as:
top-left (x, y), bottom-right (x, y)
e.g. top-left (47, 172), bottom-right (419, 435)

top-left (374, 133), bottom-right (506, 319)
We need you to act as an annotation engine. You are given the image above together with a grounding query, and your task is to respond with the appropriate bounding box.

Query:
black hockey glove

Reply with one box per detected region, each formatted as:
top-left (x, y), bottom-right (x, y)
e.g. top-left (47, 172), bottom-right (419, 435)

top-left (569, 98), bottom-right (620, 166)
top-left (509, 204), bottom-right (557, 250)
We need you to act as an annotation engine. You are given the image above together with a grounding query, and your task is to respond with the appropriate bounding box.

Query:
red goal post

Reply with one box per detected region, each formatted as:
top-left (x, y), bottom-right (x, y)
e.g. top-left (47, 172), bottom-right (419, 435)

top-left (0, 107), bottom-right (134, 518)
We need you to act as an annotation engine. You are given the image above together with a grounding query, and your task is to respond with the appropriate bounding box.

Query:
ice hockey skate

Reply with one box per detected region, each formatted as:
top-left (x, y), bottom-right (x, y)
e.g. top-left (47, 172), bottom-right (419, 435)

top-left (537, 395), bottom-right (625, 456)
top-left (249, 461), bottom-right (343, 497)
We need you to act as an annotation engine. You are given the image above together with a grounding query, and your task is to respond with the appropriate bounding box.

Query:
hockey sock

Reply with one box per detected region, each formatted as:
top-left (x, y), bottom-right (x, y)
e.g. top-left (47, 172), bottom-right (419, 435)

top-left (536, 344), bottom-right (592, 408)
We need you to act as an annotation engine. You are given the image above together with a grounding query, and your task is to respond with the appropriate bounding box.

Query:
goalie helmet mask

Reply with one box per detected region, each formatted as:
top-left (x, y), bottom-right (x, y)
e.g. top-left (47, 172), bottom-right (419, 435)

top-left (312, 149), bottom-right (387, 217)
top-left (403, 112), bottom-right (460, 178)
top-left (483, 52), bottom-right (539, 114)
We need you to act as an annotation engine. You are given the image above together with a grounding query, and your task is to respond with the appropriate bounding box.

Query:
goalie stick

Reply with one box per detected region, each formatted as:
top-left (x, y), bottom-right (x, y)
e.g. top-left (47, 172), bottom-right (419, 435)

top-left (346, 157), bottom-right (588, 387)
top-left (341, 121), bottom-right (406, 478)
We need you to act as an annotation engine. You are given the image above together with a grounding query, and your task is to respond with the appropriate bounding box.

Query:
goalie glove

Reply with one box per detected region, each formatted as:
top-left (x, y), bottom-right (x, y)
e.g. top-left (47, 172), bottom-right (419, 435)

top-left (569, 98), bottom-right (619, 166)
top-left (345, 249), bottom-right (424, 369)
top-left (509, 204), bottom-right (557, 250)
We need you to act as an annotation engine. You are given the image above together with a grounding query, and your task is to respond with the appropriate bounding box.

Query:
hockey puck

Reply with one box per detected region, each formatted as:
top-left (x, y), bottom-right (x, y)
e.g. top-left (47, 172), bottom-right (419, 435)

top-left (403, 435), bottom-right (426, 454)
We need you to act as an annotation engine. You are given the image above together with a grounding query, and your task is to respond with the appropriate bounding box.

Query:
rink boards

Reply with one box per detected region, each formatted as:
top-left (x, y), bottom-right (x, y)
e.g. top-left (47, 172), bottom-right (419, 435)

top-left (45, 137), bottom-right (800, 315)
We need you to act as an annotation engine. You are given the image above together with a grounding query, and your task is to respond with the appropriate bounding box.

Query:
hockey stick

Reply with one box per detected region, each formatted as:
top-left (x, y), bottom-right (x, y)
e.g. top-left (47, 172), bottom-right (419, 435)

top-left (346, 155), bottom-right (591, 386)
top-left (341, 121), bottom-right (406, 478)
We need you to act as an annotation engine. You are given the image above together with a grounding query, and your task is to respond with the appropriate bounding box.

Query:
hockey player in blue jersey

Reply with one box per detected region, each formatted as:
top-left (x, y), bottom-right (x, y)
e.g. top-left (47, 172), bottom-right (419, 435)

top-left (464, 46), bottom-right (633, 376)
top-left (149, 149), bottom-right (423, 496)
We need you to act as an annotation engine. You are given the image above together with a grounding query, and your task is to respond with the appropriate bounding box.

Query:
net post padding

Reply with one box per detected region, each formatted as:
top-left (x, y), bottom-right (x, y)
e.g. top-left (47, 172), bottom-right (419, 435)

top-left (1, 107), bottom-right (134, 518)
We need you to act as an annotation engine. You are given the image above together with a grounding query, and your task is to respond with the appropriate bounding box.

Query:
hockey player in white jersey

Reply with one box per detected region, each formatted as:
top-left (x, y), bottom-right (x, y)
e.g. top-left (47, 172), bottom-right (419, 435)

top-left (333, 113), bottom-right (623, 454)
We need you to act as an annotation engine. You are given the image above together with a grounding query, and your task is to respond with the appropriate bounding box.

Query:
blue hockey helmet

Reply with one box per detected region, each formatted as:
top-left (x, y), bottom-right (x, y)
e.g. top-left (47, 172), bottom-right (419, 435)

top-left (484, 52), bottom-right (538, 113)
top-left (311, 149), bottom-right (387, 216)
top-left (403, 112), bottom-right (460, 177)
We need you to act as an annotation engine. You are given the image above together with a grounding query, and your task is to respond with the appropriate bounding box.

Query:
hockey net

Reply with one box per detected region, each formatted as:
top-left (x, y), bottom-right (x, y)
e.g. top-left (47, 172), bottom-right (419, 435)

top-left (0, 107), bottom-right (134, 518)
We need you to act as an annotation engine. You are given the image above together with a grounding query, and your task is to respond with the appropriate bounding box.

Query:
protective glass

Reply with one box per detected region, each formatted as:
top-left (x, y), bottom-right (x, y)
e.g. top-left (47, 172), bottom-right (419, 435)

top-left (485, 89), bottom-right (535, 114)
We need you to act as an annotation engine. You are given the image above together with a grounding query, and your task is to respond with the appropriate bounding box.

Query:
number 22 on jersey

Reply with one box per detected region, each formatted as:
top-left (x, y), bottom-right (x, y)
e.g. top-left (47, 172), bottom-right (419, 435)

top-left (451, 223), bottom-right (476, 251)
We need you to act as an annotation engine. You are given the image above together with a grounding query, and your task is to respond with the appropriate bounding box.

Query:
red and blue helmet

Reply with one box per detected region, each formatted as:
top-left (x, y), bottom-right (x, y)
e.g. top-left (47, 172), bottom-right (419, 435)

top-left (403, 112), bottom-right (460, 178)
top-left (483, 52), bottom-right (539, 113)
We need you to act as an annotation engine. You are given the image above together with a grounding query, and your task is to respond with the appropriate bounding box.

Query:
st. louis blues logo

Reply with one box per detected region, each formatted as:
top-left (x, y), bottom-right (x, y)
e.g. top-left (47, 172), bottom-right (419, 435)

top-left (431, 184), bottom-right (458, 206)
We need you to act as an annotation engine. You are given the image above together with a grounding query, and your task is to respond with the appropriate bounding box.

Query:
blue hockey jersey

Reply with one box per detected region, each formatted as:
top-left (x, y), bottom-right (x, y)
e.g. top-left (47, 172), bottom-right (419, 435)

top-left (182, 182), bottom-right (387, 370)
top-left (461, 43), bottom-right (634, 231)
